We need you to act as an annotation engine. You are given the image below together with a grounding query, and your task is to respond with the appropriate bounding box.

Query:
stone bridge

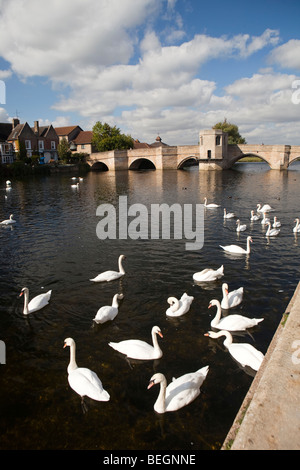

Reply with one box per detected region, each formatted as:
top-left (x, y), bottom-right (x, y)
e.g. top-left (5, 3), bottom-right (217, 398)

top-left (87, 129), bottom-right (300, 171)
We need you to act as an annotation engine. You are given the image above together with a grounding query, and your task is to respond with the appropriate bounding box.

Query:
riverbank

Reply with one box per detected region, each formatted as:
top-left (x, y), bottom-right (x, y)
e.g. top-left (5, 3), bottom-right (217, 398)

top-left (0, 161), bottom-right (90, 178)
top-left (222, 280), bottom-right (300, 450)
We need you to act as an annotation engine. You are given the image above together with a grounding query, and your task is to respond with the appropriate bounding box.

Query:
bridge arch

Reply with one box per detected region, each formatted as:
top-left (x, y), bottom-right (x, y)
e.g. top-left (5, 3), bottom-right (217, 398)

top-left (90, 161), bottom-right (109, 171)
top-left (177, 156), bottom-right (198, 169)
top-left (231, 153), bottom-right (271, 168)
top-left (129, 158), bottom-right (156, 170)
top-left (288, 156), bottom-right (300, 167)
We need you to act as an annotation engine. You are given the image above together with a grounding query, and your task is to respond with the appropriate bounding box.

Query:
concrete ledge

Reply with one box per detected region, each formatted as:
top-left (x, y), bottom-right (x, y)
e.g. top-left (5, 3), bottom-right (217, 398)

top-left (222, 281), bottom-right (300, 450)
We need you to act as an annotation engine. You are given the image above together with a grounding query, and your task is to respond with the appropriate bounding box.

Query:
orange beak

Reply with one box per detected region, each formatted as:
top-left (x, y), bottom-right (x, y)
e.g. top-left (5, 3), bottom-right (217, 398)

top-left (158, 332), bottom-right (163, 338)
top-left (19, 292), bottom-right (23, 297)
top-left (208, 304), bottom-right (212, 309)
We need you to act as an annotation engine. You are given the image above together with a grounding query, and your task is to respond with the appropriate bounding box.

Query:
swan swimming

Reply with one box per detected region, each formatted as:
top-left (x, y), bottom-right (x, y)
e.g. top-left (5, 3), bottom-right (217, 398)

top-left (90, 255), bottom-right (126, 282)
top-left (93, 293), bottom-right (124, 324)
top-left (147, 366), bottom-right (209, 413)
top-left (64, 337), bottom-right (110, 412)
top-left (0, 214), bottom-right (16, 225)
top-left (261, 212), bottom-right (270, 225)
top-left (204, 330), bottom-right (264, 371)
top-left (236, 219), bottom-right (247, 232)
top-left (265, 221), bottom-right (280, 237)
top-left (293, 218), bottom-right (300, 233)
top-left (193, 265), bottom-right (224, 282)
top-left (209, 299), bottom-right (263, 331)
top-left (204, 197), bottom-right (220, 208)
top-left (109, 325), bottom-right (163, 360)
top-left (220, 283), bottom-right (243, 309)
top-left (257, 203), bottom-right (273, 213)
top-left (219, 236), bottom-right (252, 255)
top-left (273, 216), bottom-right (281, 228)
top-left (166, 293), bottom-right (194, 317)
top-left (19, 287), bottom-right (52, 315)
top-left (250, 210), bottom-right (260, 221)
top-left (224, 208), bottom-right (235, 219)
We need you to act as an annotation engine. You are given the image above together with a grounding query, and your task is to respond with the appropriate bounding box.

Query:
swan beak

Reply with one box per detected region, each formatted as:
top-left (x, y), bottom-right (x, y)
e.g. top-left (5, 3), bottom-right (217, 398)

top-left (208, 304), bottom-right (212, 309)
top-left (158, 332), bottom-right (163, 338)
top-left (225, 289), bottom-right (229, 295)
top-left (204, 333), bottom-right (209, 337)
top-left (147, 380), bottom-right (155, 390)
top-left (63, 342), bottom-right (67, 348)
top-left (19, 292), bottom-right (23, 297)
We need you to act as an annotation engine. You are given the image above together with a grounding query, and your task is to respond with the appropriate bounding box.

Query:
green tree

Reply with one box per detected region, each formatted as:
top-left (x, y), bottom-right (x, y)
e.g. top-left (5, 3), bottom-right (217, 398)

top-left (213, 119), bottom-right (246, 144)
top-left (57, 137), bottom-right (71, 162)
top-left (92, 121), bottom-right (133, 152)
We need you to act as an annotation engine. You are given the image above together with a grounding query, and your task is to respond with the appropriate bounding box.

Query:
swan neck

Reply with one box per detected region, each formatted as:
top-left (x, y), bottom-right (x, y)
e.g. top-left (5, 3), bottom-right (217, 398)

top-left (221, 331), bottom-right (233, 349)
top-left (211, 301), bottom-right (222, 326)
top-left (169, 297), bottom-right (179, 312)
top-left (68, 342), bottom-right (78, 373)
top-left (23, 288), bottom-right (29, 314)
top-left (247, 238), bottom-right (251, 253)
top-left (118, 257), bottom-right (125, 274)
top-left (152, 330), bottom-right (162, 352)
top-left (112, 294), bottom-right (120, 307)
top-left (154, 378), bottom-right (167, 413)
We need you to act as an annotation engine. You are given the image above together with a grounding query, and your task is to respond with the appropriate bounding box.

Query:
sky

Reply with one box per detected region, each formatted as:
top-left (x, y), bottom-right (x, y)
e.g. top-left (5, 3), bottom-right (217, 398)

top-left (0, 0), bottom-right (300, 145)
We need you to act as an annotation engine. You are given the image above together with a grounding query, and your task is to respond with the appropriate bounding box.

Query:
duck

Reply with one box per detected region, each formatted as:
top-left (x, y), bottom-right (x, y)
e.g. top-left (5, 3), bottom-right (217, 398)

top-left (93, 293), bottom-right (124, 324)
top-left (220, 283), bottom-right (243, 309)
top-left (193, 265), bottom-right (224, 282)
top-left (236, 219), bottom-right (247, 232)
top-left (166, 293), bottom-right (194, 317)
top-left (90, 255), bottom-right (126, 282)
top-left (293, 218), bottom-right (300, 233)
top-left (250, 210), bottom-right (260, 221)
top-left (209, 299), bottom-right (263, 331)
top-left (224, 208), bottom-right (235, 219)
top-left (257, 203), bottom-right (273, 213)
top-left (204, 330), bottom-right (264, 371)
top-left (147, 366), bottom-right (209, 413)
top-left (273, 216), bottom-right (281, 228)
top-left (261, 212), bottom-right (270, 225)
top-left (108, 325), bottom-right (163, 360)
top-left (219, 236), bottom-right (252, 255)
top-left (19, 287), bottom-right (52, 315)
top-left (204, 197), bottom-right (220, 208)
top-left (265, 221), bottom-right (280, 237)
top-left (63, 337), bottom-right (110, 413)
top-left (0, 214), bottom-right (16, 225)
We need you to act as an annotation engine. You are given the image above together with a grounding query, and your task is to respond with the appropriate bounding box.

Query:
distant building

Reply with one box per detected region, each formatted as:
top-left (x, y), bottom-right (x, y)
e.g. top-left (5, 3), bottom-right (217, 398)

top-left (54, 125), bottom-right (83, 144)
top-left (0, 122), bottom-right (14, 163)
top-left (70, 130), bottom-right (95, 155)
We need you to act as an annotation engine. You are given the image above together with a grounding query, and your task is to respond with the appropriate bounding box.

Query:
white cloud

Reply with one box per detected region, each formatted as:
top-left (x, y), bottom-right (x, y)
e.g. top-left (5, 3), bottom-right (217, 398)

top-left (0, 69), bottom-right (12, 80)
top-left (269, 39), bottom-right (300, 70)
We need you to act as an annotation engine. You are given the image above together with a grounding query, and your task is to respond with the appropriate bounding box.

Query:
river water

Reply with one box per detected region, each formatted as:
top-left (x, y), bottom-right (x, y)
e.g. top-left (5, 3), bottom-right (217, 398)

top-left (0, 162), bottom-right (300, 450)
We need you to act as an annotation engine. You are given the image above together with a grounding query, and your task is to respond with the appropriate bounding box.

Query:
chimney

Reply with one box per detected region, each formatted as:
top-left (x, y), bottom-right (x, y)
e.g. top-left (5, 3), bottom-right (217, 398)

top-left (34, 120), bottom-right (39, 135)
top-left (12, 118), bottom-right (20, 129)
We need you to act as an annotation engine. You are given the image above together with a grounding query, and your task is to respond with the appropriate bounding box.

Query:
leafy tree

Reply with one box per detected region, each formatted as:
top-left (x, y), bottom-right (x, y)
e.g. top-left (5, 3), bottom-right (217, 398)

top-left (57, 137), bottom-right (71, 162)
top-left (213, 119), bottom-right (246, 144)
top-left (92, 121), bottom-right (133, 152)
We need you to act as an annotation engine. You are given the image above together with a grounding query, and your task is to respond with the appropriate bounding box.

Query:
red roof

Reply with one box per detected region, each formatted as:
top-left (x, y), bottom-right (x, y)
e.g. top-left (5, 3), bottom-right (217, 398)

top-left (74, 131), bottom-right (93, 144)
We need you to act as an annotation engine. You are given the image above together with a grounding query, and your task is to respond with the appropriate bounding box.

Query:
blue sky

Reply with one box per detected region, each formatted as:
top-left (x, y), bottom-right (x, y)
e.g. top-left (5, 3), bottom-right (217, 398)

top-left (0, 0), bottom-right (300, 145)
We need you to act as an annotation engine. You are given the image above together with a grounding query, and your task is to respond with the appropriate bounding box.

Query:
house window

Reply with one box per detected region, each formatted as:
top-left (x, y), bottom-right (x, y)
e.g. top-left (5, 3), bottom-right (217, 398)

top-left (51, 141), bottom-right (56, 150)
top-left (207, 150), bottom-right (211, 159)
top-left (3, 144), bottom-right (11, 155)
top-left (81, 144), bottom-right (85, 149)
top-left (216, 135), bottom-right (221, 146)
top-left (25, 140), bottom-right (31, 150)
top-left (38, 140), bottom-right (44, 151)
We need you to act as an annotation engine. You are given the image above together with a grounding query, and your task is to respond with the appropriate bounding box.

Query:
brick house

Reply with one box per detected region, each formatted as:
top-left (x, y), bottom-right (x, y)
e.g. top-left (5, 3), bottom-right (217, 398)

top-left (70, 130), bottom-right (95, 155)
top-left (0, 122), bottom-right (14, 163)
top-left (54, 125), bottom-right (83, 143)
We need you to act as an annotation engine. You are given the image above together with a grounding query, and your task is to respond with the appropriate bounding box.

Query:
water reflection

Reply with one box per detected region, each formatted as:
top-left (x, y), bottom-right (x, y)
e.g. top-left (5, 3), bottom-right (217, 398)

top-left (0, 162), bottom-right (299, 450)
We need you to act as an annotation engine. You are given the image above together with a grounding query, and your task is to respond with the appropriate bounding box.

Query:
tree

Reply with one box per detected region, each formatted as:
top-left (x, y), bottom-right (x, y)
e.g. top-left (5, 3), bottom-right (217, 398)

top-left (92, 121), bottom-right (133, 152)
top-left (213, 119), bottom-right (246, 144)
top-left (57, 137), bottom-right (71, 162)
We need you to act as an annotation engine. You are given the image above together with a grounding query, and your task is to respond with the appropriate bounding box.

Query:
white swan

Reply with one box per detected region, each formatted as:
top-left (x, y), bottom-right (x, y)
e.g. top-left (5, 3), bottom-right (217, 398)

top-left (90, 255), bottom-right (126, 282)
top-left (0, 214), bottom-right (16, 225)
top-left (64, 337), bottom-right (110, 412)
top-left (293, 218), bottom-right (300, 233)
top-left (224, 208), bottom-right (235, 219)
top-left (220, 236), bottom-right (252, 255)
top-left (93, 293), bottom-right (124, 324)
top-left (166, 293), bottom-right (194, 317)
top-left (257, 203), bottom-right (273, 213)
top-left (261, 212), bottom-right (270, 225)
top-left (6, 180), bottom-right (11, 187)
top-left (204, 197), bottom-right (220, 208)
top-left (273, 216), bottom-right (281, 228)
top-left (204, 330), bottom-right (264, 371)
top-left (109, 325), bottom-right (163, 360)
top-left (220, 283), bottom-right (243, 309)
top-left (250, 210), bottom-right (260, 221)
top-left (236, 219), bottom-right (247, 232)
top-left (71, 183), bottom-right (79, 188)
top-left (209, 299), bottom-right (263, 331)
top-left (19, 287), bottom-right (52, 315)
top-left (265, 221), bottom-right (280, 237)
top-left (193, 265), bottom-right (224, 282)
top-left (147, 366), bottom-right (209, 413)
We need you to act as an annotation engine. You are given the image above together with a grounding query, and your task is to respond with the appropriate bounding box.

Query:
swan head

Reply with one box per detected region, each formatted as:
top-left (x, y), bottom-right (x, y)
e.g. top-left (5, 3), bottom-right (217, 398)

top-left (247, 236), bottom-right (253, 243)
top-left (221, 283), bottom-right (229, 295)
top-left (147, 373), bottom-right (166, 389)
top-left (204, 330), bottom-right (232, 340)
top-left (63, 337), bottom-right (75, 348)
top-left (152, 326), bottom-right (163, 338)
top-left (208, 299), bottom-right (221, 309)
top-left (19, 287), bottom-right (28, 297)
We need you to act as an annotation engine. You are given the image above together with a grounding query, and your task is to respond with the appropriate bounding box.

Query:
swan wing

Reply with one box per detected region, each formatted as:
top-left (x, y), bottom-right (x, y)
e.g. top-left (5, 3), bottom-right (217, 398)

top-left (165, 367), bottom-right (209, 411)
top-left (28, 290), bottom-right (52, 313)
top-left (229, 343), bottom-right (264, 371)
top-left (109, 339), bottom-right (160, 360)
top-left (94, 306), bottom-right (118, 323)
top-left (90, 270), bottom-right (123, 282)
top-left (68, 368), bottom-right (110, 401)
top-left (217, 314), bottom-right (263, 331)
top-left (220, 244), bottom-right (245, 254)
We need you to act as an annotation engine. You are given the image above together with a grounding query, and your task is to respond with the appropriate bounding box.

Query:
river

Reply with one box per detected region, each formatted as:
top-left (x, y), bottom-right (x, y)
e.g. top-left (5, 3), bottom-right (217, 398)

top-left (0, 162), bottom-right (299, 450)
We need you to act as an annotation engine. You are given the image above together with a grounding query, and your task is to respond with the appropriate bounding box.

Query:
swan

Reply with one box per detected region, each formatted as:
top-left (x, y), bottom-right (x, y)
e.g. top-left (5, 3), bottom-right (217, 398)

top-left (204, 330), bottom-right (264, 371)
top-left (236, 219), bottom-right (247, 232)
top-left (0, 214), bottom-right (16, 225)
top-left (109, 325), bottom-right (163, 360)
top-left (209, 299), bottom-right (263, 331)
top-left (257, 203), bottom-right (273, 213)
top-left (293, 218), bottom-right (300, 233)
top-left (224, 208), bottom-right (235, 219)
top-left (261, 212), bottom-right (270, 225)
top-left (19, 287), bottom-right (52, 315)
top-left (166, 293), bottom-right (194, 317)
top-left (193, 265), bottom-right (224, 282)
top-left (93, 293), bottom-right (124, 324)
top-left (147, 366), bottom-right (209, 413)
top-left (250, 210), bottom-right (260, 221)
top-left (6, 180), bottom-right (11, 187)
top-left (204, 197), bottom-right (220, 208)
top-left (219, 236), bottom-right (252, 255)
top-left (71, 183), bottom-right (79, 188)
top-left (273, 216), bottom-right (281, 228)
top-left (90, 255), bottom-right (126, 282)
top-left (265, 221), bottom-right (280, 237)
top-left (64, 337), bottom-right (110, 412)
top-left (220, 283), bottom-right (243, 309)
